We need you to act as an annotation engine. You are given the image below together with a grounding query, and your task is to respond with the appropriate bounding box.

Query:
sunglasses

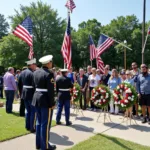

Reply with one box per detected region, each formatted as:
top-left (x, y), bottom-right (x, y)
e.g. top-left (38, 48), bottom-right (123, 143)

top-left (126, 74), bottom-right (130, 75)
top-left (141, 66), bottom-right (147, 68)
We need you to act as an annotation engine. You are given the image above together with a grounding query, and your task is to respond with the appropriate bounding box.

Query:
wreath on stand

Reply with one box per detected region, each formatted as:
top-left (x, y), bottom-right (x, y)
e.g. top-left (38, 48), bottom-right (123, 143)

top-left (91, 85), bottom-right (111, 108)
top-left (71, 83), bottom-right (81, 102)
top-left (113, 83), bottom-right (137, 109)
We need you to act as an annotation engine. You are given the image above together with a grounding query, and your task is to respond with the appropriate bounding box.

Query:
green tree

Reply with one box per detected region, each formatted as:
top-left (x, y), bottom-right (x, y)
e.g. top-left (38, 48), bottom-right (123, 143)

top-left (9, 1), bottom-right (66, 67)
top-left (0, 14), bottom-right (9, 39)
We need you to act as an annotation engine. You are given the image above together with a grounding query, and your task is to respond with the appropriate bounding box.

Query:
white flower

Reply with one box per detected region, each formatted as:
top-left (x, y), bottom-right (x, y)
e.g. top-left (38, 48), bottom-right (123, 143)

top-left (114, 101), bottom-right (118, 104)
top-left (117, 86), bottom-right (120, 89)
top-left (126, 88), bottom-right (132, 93)
top-left (103, 99), bottom-right (106, 102)
top-left (101, 96), bottom-right (104, 99)
top-left (118, 101), bottom-right (120, 104)
top-left (131, 98), bottom-right (134, 101)
top-left (124, 100), bottom-right (128, 103)
top-left (132, 95), bottom-right (134, 98)
top-left (121, 103), bottom-right (124, 107)
top-left (120, 90), bottom-right (123, 93)
top-left (128, 97), bottom-right (131, 100)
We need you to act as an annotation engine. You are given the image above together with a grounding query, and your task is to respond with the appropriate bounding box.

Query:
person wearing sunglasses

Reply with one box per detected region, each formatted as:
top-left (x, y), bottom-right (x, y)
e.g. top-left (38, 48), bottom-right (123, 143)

top-left (137, 64), bottom-right (150, 124)
top-left (124, 70), bottom-right (134, 86)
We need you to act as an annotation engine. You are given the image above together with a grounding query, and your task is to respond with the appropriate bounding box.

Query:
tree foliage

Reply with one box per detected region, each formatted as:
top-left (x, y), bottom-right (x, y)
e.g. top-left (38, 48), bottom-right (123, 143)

top-left (0, 14), bottom-right (9, 39)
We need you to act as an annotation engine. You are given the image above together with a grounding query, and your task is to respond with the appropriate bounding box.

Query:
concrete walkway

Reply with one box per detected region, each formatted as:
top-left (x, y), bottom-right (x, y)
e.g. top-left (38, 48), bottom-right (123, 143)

top-left (0, 104), bottom-right (150, 150)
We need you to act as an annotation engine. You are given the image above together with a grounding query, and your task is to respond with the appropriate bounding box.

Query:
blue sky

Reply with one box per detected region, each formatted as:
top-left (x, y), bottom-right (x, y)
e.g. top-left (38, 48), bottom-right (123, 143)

top-left (0, 0), bottom-right (150, 29)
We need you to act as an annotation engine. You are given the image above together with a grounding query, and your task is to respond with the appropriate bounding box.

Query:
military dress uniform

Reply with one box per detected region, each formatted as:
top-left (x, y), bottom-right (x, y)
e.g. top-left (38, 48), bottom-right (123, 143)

top-left (56, 69), bottom-right (73, 125)
top-left (32, 55), bottom-right (56, 150)
top-left (18, 59), bottom-right (36, 132)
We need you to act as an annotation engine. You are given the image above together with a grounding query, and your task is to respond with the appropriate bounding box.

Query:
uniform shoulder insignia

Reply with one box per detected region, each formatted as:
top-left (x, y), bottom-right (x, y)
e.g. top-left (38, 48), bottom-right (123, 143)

top-left (51, 78), bottom-right (55, 83)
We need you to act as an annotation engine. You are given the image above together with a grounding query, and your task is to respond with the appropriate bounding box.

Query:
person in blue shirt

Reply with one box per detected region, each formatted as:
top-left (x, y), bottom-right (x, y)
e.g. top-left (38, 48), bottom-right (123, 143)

top-left (137, 64), bottom-right (150, 124)
top-left (108, 69), bottom-right (121, 114)
top-left (67, 67), bottom-right (76, 84)
top-left (124, 70), bottom-right (134, 86)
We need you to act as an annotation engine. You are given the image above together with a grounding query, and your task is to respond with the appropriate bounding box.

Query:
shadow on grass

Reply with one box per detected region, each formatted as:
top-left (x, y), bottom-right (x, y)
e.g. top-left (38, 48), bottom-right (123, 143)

top-left (100, 134), bottom-right (133, 150)
top-left (12, 111), bottom-right (20, 117)
top-left (50, 132), bottom-right (74, 146)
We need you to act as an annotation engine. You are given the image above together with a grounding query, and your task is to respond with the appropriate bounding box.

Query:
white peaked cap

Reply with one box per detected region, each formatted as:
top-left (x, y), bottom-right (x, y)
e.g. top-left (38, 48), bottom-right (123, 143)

top-left (60, 69), bottom-right (68, 72)
top-left (26, 58), bottom-right (36, 65)
top-left (39, 55), bottom-right (53, 64)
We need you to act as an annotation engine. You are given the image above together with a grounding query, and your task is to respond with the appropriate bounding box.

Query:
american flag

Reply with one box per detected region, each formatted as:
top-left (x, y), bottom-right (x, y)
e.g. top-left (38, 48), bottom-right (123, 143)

top-left (96, 56), bottom-right (104, 74)
top-left (65, 0), bottom-right (76, 13)
top-left (96, 34), bottom-right (114, 57)
top-left (148, 27), bottom-right (150, 34)
top-left (61, 16), bottom-right (72, 69)
top-left (89, 35), bottom-right (96, 61)
top-left (13, 16), bottom-right (34, 59)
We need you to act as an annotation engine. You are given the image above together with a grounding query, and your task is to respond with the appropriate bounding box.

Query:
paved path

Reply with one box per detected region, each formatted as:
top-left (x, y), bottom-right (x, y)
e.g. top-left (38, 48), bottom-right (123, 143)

top-left (0, 104), bottom-right (150, 150)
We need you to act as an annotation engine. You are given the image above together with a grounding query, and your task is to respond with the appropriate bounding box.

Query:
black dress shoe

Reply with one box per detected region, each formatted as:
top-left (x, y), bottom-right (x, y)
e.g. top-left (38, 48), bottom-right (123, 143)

top-left (30, 129), bottom-right (36, 133)
top-left (46, 144), bottom-right (57, 150)
top-left (66, 121), bottom-right (72, 126)
top-left (148, 119), bottom-right (150, 125)
top-left (142, 117), bottom-right (147, 123)
top-left (56, 121), bottom-right (62, 125)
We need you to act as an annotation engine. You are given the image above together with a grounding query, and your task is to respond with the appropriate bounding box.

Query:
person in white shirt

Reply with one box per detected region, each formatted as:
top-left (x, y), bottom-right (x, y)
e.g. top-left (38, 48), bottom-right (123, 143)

top-left (88, 68), bottom-right (100, 111)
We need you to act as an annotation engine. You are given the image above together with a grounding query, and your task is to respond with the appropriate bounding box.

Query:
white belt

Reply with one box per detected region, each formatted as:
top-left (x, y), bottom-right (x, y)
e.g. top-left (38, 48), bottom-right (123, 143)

top-left (23, 85), bottom-right (33, 88)
top-left (36, 88), bottom-right (48, 92)
top-left (59, 89), bottom-right (70, 91)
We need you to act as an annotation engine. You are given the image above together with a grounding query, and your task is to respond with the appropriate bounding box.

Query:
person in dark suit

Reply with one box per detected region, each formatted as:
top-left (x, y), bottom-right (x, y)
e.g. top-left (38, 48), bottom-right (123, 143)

top-left (56, 69), bottom-right (73, 126)
top-left (18, 59), bottom-right (36, 132)
top-left (19, 67), bottom-right (27, 117)
top-left (77, 68), bottom-right (88, 110)
top-left (0, 75), bottom-right (3, 98)
top-left (32, 55), bottom-right (56, 150)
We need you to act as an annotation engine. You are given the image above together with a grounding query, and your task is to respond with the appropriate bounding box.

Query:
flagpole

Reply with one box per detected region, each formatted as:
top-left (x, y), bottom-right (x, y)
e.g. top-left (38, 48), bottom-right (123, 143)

top-left (101, 33), bottom-right (132, 51)
top-left (142, 30), bottom-right (148, 54)
top-left (91, 60), bottom-right (92, 67)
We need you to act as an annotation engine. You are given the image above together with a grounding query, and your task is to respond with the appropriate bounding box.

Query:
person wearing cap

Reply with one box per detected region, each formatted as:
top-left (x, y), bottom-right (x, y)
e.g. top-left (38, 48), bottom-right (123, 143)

top-left (32, 55), bottom-right (56, 150)
top-left (120, 70), bottom-right (126, 82)
top-left (56, 68), bottom-right (73, 126)
top-left (18, 58), bottom-right (36, 132)
top-left (137, 64), bottom-right (150, 124)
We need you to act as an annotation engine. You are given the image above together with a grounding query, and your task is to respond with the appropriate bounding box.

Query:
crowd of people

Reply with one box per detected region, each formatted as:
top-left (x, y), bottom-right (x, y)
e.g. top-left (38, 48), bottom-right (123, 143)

top-left (1, 57), bottom-right (150, 150)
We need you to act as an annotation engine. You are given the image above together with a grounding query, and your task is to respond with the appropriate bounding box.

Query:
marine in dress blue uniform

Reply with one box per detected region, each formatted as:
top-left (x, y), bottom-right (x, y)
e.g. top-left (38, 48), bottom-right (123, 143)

top-left (18, 58), bottom-right (36, 132)
top-left (32, 55), bottom-right (56, 150)
top-left (56, 69), bottom-right (73, 126)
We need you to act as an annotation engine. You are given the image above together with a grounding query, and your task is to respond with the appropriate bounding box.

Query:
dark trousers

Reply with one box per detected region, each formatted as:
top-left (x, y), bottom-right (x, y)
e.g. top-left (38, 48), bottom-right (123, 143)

top-left (5, 90), bottom-right (15, 113)
top-left (0, 87), bottom-right (3, 98)
top-left (80, 90), bottom-right (86, 110)
top-left (56, 99), bottom-right (70, 124)
top-left (35, 107), bottom-right (53, 150)
top-left (24, 100), bottom-right (36, 131)
top-left (19, 98), bottom-right (25, 117)
top-left (89, 87), bottom-right (95, 109)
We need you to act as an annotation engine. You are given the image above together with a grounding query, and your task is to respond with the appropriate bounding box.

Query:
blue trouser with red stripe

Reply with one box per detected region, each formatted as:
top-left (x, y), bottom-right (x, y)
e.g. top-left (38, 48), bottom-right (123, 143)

top-left (35, 107), bottom-right (53, 150)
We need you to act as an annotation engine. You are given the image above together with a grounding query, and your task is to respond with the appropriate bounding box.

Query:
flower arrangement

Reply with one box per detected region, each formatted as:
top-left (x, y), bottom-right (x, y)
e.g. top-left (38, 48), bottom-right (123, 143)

top-left (91, 85), bottom-right (111, 108)
top-left (71, 83), bottom-right (81, 102)
top-left (113, 83), bottom-right (137, 109)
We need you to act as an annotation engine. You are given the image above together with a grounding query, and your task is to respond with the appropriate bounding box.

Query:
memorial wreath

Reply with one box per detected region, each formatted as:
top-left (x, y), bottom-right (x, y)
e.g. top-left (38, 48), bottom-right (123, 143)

top-left (113, 83), bottom-right (137, 109)
top-left (71, 83), bottom-right (81, 102)
top-left (91, 85), bottom-right (111, 108)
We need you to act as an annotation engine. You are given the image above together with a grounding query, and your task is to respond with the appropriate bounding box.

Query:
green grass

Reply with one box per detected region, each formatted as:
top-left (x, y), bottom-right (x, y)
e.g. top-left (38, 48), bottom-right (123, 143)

top-left (0, 98), bottom-right (19, 104)
top-left (0, 108), bottom-right (56, 141)
top-left (68, 134), bottom-right (150, 150)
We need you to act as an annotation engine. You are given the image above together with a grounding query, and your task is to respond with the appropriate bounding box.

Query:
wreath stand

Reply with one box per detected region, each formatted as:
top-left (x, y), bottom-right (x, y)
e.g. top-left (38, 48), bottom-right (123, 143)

top-left (72, 101), bottom-right (84, 119)
top-left (123, 107), bottom-right (138, 125)
top-left (97, 106), bottom-right (112, 123)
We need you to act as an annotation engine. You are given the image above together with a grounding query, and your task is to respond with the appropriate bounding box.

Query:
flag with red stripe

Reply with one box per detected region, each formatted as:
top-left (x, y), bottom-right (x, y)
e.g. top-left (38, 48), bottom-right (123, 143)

top-left (96, 34), bottom-right (114, 57)
top-left (13, 16), bottom-right (34, 59)
top-left (96, 56), bottom-right (104, 74)
top-left (61, 16), bottom-right (72, 69)
top-left (89, 35), bottom-right (96, 61)
top-left (65, 0), bottom-right (76, 13)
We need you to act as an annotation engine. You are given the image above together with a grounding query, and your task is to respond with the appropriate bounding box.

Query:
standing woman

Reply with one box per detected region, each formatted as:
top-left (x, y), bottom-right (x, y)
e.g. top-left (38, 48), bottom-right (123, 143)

top-left (108, 69), bottom-right (121, 114)
top-left (88, 68), bottom-right (101, 111)
top-left (67, 67), bottom-right (76, 83)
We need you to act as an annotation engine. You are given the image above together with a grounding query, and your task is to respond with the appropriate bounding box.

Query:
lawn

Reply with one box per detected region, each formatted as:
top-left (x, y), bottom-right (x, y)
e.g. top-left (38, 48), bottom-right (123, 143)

top-left (68, 134), bottom-right (150, 150)
top-left (0, 108), bottom-right (56, 141)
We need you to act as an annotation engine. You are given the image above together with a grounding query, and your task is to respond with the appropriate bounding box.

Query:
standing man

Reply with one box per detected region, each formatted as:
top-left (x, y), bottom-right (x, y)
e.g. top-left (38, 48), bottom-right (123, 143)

top-left (101, 67), bottom-right (111, 86)
top-left (137, 64), bottom-right (150, 124)
top-left (56, 69), bottom-right (73, 126)
top-left (3, 67), bottom-right (17, 113)
top-left (18, 59), bottom-right (36, 132)
top-left (0, 74), bottom-right (4, 98)
top-left (131, 62), bottom-right (140, 117)
top-left (77, 68), bottom-right (88, 110)
top-left (32, 55), bottom-right (56, 150)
